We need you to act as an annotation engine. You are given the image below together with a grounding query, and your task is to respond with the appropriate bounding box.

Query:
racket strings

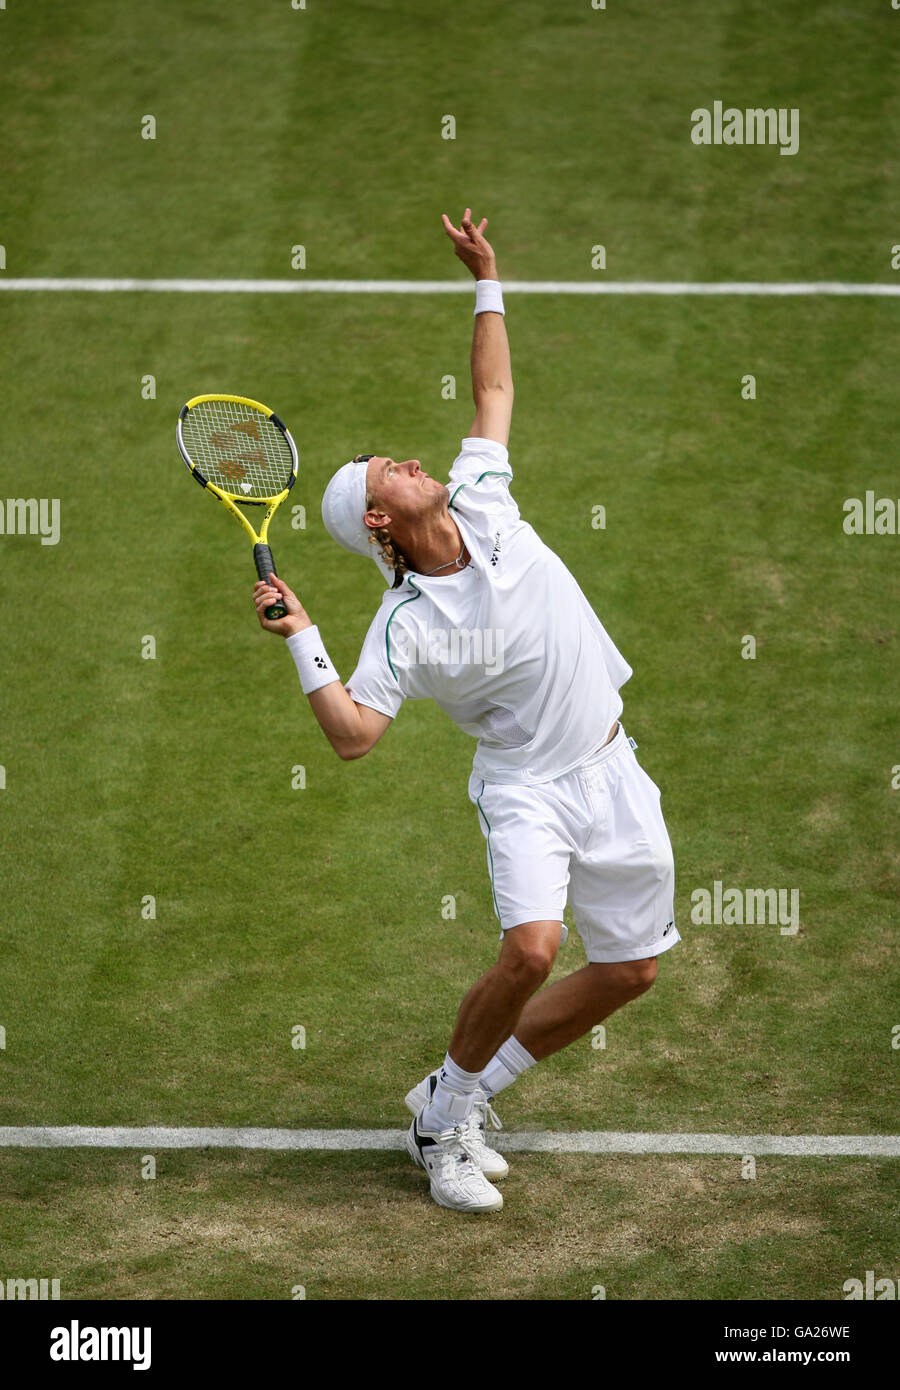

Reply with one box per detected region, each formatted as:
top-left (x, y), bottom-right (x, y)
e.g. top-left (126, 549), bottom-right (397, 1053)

top-left (182, 399), bottom-right (294, 499)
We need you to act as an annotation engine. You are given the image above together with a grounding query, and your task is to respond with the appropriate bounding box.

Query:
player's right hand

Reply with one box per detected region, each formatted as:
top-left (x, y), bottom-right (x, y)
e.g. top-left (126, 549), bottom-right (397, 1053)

top-left (253, 573), bottom-right (311, 637)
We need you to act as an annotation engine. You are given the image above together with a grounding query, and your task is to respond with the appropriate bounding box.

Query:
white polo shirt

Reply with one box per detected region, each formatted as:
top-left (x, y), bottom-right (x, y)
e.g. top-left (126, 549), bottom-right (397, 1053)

top-left (344, 437), bottom-right (632, 785)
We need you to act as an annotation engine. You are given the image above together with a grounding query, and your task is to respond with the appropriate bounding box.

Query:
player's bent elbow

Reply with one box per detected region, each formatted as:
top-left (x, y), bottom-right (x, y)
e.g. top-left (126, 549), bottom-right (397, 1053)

top-left (329, 706), bottom-right (390, 760)
top-left (331, 729), bottom-right (378, 760)
top-left (332, 738), bottom-right (367, 761)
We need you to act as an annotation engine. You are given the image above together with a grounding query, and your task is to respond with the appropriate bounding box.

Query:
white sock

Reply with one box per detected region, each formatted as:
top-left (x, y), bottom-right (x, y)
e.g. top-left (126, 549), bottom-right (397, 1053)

top-left (421, 1052), bottom-right (482, 1134)
top-left (479, 1035), bottom-right (537, 1098)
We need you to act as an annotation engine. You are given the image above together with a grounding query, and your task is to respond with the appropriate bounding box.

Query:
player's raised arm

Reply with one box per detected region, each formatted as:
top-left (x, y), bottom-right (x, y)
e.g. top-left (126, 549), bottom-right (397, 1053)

top-left (442, 209), bottom-right (513, 447)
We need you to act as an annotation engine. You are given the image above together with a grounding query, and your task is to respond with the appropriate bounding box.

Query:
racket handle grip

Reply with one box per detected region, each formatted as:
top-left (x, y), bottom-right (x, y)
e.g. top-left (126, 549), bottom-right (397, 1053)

top-left (254, 543), bottom-right (287, 620)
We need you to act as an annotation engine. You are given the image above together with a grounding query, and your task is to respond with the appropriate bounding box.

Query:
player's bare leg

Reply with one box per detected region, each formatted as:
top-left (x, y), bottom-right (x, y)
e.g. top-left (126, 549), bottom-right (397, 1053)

top-left (409, 948), bottom-right (659, 1199)
top-left (511, 956), bottom-right (657, 1060)
top-left (411, 935), bottom-right (656, 1128)
top-left (406, 920), bottom-right (561, 1204)
top-left (447, 919), bottom-right (564, 1072)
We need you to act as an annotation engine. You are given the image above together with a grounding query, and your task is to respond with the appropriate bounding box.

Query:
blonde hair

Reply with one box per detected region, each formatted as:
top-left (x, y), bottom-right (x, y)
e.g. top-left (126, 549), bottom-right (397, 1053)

top-left (363, 468), bottom-right (410, 585)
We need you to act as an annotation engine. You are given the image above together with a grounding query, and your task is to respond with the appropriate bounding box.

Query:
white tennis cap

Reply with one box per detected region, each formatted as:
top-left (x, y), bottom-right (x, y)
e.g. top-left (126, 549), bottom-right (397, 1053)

top-left (321, 456), bottom-right (395, 586)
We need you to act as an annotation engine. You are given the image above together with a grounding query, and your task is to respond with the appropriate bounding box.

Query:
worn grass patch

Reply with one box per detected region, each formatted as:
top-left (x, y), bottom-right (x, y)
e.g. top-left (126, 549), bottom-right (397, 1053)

top-left (1, 1151), bottom-right (897, 1301)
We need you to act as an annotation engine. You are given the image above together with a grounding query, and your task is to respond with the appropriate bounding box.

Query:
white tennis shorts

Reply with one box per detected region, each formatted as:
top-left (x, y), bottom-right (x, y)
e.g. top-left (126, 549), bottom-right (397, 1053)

top-left (468, 724), bottom-right (679, 963)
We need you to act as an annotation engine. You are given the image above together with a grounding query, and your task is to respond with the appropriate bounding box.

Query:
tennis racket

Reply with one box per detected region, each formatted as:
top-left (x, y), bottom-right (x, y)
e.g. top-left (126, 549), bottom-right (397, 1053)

top-left (176, 394), bottom-right (299, 619)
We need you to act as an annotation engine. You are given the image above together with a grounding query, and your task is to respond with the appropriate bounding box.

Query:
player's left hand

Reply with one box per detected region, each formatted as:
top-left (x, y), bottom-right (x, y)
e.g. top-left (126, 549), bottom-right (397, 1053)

top-left (442, 208), bottom-right (499, 281)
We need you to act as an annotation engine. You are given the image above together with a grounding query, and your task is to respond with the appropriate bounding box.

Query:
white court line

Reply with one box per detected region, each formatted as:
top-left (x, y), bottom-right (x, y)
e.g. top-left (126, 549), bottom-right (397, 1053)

top-left (0, 1127), bottom-right (897, 1156)
top-left (0, 278), bottom-right (899, 296)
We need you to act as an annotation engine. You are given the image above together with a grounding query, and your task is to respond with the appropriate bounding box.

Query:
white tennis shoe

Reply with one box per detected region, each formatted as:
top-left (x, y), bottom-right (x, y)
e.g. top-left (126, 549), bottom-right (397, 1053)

top-left (406, 1111), bottom-right (503, 1212)
top-left (405, 1071), bottom-right (509, 1181)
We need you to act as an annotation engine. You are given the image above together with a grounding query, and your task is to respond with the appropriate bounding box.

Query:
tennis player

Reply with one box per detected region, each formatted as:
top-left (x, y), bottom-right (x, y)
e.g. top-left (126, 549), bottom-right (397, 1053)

top-left (253, 210), bottom-right (679, 1213)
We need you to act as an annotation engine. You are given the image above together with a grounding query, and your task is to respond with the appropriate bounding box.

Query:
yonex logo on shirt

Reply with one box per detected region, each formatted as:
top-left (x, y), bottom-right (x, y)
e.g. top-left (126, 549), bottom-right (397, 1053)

top-left (489, 530), bottom-right (502, 567)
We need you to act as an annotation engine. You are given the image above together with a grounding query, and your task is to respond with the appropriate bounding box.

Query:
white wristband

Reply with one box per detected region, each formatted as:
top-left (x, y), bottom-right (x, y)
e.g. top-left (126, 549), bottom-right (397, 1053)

top-left (286, 625), bottom-right (341, 695)
top-left (474, 279), bottom-right (504, 316)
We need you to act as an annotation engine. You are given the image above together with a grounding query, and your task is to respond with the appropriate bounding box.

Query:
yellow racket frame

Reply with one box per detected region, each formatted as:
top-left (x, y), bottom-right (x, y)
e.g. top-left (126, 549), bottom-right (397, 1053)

top-left (176, 392), bottom-right (299, 617)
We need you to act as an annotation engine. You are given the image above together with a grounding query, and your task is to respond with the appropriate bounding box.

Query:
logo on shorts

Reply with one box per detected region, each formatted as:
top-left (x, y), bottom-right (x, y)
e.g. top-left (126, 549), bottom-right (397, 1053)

top-left (663, 921), bottom-right (674, 936)
top-left (489, 531), bottom-right (502, 567)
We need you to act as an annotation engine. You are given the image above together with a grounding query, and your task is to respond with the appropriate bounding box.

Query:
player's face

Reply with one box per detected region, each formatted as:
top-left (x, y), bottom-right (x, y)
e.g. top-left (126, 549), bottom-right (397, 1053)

top-left (365, 455), bottom-right (446, 526)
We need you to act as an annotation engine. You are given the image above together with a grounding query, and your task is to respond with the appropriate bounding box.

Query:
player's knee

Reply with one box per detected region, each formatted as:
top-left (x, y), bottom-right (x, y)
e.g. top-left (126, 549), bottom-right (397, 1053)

top-left (501, 934), bottom-right (558, 990)
top-left (621, 956), bottom-right (657, 996)
top-left (515, 951), bottom-right (555, 991)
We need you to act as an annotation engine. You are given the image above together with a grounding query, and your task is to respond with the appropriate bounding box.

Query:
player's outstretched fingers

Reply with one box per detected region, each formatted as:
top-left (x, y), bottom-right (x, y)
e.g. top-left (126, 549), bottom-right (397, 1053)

top-left (441, 212), bottom-right (467, 245)
top-left (443, 209), bottom-right (484, 237)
